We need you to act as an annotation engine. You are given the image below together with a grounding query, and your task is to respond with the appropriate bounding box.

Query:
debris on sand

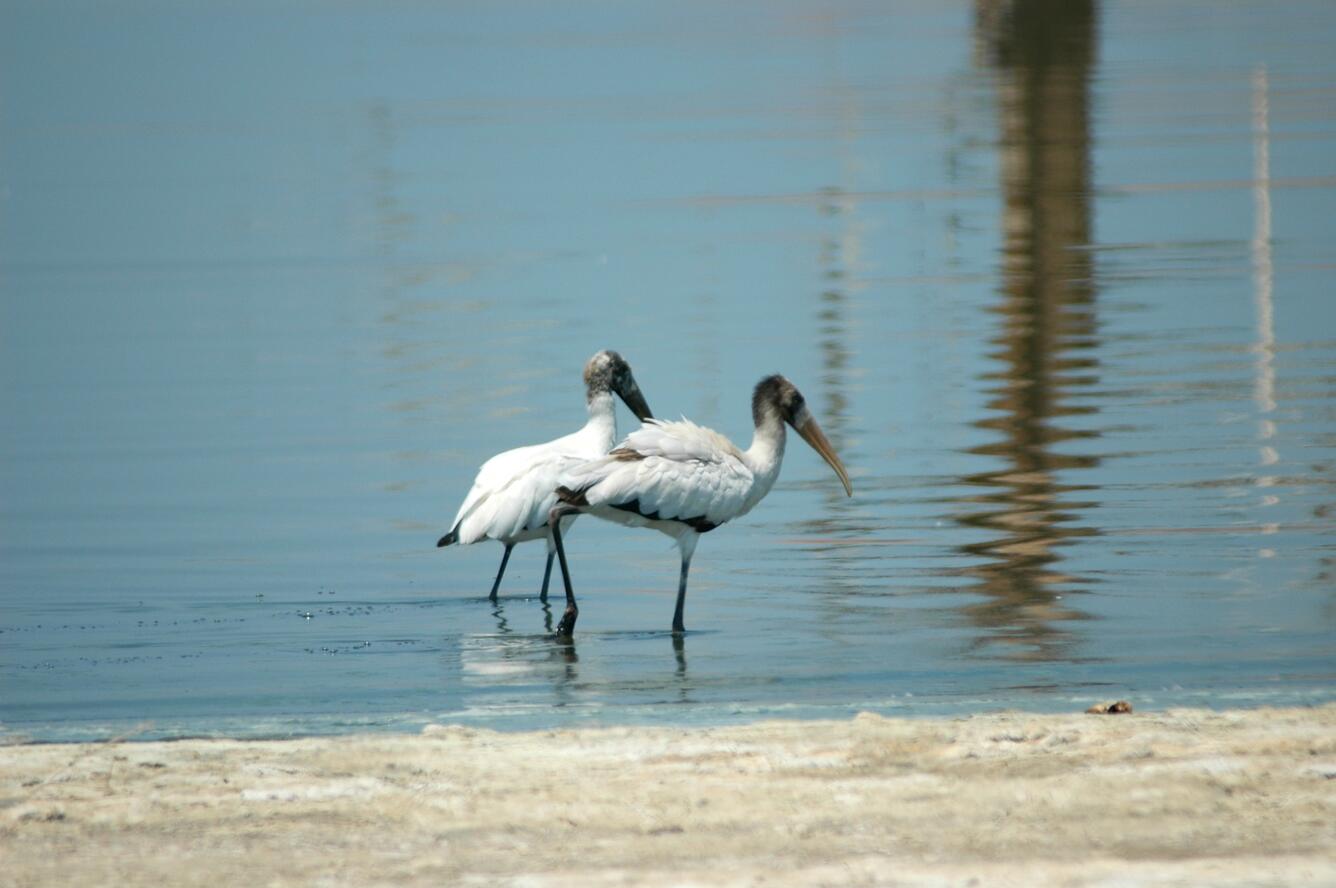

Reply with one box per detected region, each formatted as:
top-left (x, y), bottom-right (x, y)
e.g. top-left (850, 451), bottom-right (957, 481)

top-left (1085, 700), bottom-right (1133, 714)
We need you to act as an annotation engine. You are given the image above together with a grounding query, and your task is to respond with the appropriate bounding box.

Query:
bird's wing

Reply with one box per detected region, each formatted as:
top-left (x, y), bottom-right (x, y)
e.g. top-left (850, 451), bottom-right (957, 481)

top-left (563, 419), bottom-right (753, 526)
top-left (616, 418), bottom-right (740, 463)
top-left (449, 441), bottom-right (589, 544)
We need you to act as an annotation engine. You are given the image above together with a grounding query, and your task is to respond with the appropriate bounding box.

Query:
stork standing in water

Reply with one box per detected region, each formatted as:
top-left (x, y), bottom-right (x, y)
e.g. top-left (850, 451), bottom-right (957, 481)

top-left (548, 374), bottom-right (851, 635)
top-left (437, 351), bottom-right (653, 600)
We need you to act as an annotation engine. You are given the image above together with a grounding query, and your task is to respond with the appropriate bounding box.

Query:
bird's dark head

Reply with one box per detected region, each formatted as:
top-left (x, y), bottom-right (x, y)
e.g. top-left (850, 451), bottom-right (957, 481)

top-left (585, 350), bottom-right (653, 421)
top-left (751, 374), bottom-right (851, 496)
top-left (751, 374), bottom-right (810, 428)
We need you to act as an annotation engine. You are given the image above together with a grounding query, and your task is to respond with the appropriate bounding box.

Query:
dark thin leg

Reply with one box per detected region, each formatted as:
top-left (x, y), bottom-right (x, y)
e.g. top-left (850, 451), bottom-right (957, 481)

top-left (489, 543), bottom-right (514, 601)
top-left (549, 507), bottom-right (578, 636)
top-left (539, 551), bottom-right (555, 602)
top-left (671, 556), bottom-right (691, 634)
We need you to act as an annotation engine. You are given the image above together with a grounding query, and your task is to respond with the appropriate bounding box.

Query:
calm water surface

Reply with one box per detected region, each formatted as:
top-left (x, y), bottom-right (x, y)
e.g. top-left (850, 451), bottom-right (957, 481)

top-left (2, 1), bottom-right (1335, 741)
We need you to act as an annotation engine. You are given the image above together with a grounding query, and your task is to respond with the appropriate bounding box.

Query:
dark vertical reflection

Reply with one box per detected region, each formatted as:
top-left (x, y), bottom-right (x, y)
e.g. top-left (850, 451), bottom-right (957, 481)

top-left (781, 190), bottom-right (857, 559)
top-left (813, 81), bottom-right (869, 479)
top-left (796, 92), bottom-right (864, 547)
top-left (808, 16), bottom-right (856, 462)
top-left (958, 0), bottom-right (1102, 661)
top-left (671, 634), bottom-right (692, 703)
top-left (366, 99), bottom-right (414, 401)
top-left (817, 186), bottom-right (855, 449)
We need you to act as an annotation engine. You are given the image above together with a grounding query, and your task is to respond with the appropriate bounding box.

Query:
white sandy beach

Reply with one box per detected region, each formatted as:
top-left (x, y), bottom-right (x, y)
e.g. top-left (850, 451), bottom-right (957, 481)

top-left (3, 705), bottom-right (1335, 887)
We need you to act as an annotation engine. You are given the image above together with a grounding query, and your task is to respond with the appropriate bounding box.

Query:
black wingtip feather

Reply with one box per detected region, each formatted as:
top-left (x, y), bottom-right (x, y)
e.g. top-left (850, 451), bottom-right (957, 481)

top-left (436, 529), bottom-right (458, 548)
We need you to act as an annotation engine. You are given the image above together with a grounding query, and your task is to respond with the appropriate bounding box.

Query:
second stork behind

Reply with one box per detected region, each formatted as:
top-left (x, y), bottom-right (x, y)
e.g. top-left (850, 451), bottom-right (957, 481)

top-left (437, 351), bottom-right (653, 600)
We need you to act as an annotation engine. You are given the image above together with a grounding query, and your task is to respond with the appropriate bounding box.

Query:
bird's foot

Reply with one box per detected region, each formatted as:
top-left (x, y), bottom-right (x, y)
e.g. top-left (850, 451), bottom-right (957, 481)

top-left (556, 605), bottom-right (578, 637)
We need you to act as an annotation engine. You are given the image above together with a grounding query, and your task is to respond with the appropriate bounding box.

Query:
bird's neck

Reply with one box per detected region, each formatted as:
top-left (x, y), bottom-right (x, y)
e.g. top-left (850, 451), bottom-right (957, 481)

top-left (582, 390), bottom-right (618, 447)
top-left (744, 414), bottom-right (787, 500)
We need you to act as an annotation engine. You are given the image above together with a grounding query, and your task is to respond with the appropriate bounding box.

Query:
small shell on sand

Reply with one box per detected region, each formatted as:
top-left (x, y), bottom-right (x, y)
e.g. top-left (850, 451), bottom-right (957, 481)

top-left (1086, 700), bottom-right (1133, 714)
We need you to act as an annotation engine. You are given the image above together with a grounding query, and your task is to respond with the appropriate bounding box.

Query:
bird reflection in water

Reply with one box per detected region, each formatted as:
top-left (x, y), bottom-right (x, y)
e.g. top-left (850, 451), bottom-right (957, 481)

top-left (467, 599), bottom-right (580, 694)
top-left (671, 633), bottom-right (688, 696)
top-left (956, 0), bottom-right (1103, 662)
top-left (481, 600), bottom-right (692, 703)
top-left (490, 598), bottom-right (512, 635)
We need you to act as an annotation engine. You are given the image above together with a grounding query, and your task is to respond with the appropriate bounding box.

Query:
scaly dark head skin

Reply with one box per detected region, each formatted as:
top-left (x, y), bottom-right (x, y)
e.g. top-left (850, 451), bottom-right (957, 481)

top-left (751, 373), bottom-right (852, 497)
top-left (751, 374), bottom-right (808, 428)
top-left (584, 350), bottom-right (653, 421)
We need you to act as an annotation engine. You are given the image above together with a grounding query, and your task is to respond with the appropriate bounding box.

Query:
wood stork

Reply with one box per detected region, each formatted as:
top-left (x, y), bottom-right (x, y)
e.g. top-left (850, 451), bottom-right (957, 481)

top-left (436, 351), bottom-right (653, 601)
top-left (547, 374), bottom-right (852, 635)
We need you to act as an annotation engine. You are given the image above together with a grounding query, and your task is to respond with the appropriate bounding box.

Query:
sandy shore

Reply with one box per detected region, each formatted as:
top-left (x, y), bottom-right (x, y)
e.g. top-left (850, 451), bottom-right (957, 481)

top-left (3, 706), bottom-right (1335, 887)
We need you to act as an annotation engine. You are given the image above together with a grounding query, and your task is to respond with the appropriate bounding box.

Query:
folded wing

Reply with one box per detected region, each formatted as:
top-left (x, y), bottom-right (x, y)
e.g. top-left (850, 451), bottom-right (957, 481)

top-left (560, 419), bottom-right (754, 528)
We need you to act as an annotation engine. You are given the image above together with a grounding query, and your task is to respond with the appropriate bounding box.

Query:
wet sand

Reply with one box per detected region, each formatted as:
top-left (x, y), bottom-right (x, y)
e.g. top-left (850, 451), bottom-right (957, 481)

top-left (3, 705), bottom-right (1334, 887)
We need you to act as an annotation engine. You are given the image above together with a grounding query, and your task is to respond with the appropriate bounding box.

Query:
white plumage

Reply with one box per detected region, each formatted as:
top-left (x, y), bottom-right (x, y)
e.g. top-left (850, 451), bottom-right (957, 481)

top-left (447, 428), bottom-right (607, 545)
top-left (560, 419), bottom-right (760, 533)
top-left (437, 351), bottom-right (653, 600)
top-left (547, 374), bottom-right (852, 635)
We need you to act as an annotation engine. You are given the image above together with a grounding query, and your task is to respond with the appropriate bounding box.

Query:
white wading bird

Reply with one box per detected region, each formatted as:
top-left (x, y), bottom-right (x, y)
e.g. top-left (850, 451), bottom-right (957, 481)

top-left (437, 351), bottom-right (653, 601)
top-left (547, 374), bottom-right (852, 636)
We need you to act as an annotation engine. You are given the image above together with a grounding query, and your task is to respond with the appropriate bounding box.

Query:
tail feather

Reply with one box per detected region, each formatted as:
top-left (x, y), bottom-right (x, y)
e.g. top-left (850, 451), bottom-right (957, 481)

top-left (436, 528), bottom-right (459, 548)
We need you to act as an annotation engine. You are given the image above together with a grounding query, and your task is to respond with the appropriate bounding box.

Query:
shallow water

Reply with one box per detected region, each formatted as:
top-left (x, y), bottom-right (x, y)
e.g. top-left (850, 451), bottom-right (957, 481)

top-left (2, 1), bottom-right (1334, 741)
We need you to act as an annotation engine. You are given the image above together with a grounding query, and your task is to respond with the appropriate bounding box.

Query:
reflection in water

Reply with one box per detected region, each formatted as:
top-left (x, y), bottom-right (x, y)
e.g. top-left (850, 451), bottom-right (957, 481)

top-left (488, 599), bottom-right (567, 655)
top-left (813, 84), bottom-right (871, 454)
top-left (817, 192), bottom-right (856, 448)
top-left (671, 634), bottom-right (690, 702)
top-left (466, 601), bottom-right (694, 708)
top-left (491, 599), bottom-right (512, 634)
top-left (960, 0), bottom-right (1102, 661)
top-left (488, 597), bottom-right (561, 637)
top-left (470, 601), bottom-right (699, 709)
top-left (462, 601), bottom-right (581, 705)
top-left (1251, 65), bottom-right (1281, 543)
top-left (553, 635), bottom-right (579, 670)
top-left (811, 187), bottom-right (857, 546)
top-left (802, 93), bottom-right (865, 547)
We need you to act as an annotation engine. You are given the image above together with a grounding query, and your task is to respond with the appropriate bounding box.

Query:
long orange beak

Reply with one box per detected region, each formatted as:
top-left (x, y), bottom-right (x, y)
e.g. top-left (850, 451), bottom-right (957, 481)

top-left (795, 416), bottom-right (852, 496)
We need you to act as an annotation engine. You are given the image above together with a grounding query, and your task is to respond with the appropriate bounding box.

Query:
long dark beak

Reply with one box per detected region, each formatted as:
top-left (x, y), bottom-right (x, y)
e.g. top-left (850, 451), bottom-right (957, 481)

top-left (795, 416), bottom-right (852, 496)
top-left (616, 380), bottom-right (653, 422)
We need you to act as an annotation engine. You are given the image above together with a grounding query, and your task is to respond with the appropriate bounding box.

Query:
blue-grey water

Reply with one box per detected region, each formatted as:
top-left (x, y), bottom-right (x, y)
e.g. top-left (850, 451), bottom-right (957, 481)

top-left (2, 1), bottom-right (1334, 742)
